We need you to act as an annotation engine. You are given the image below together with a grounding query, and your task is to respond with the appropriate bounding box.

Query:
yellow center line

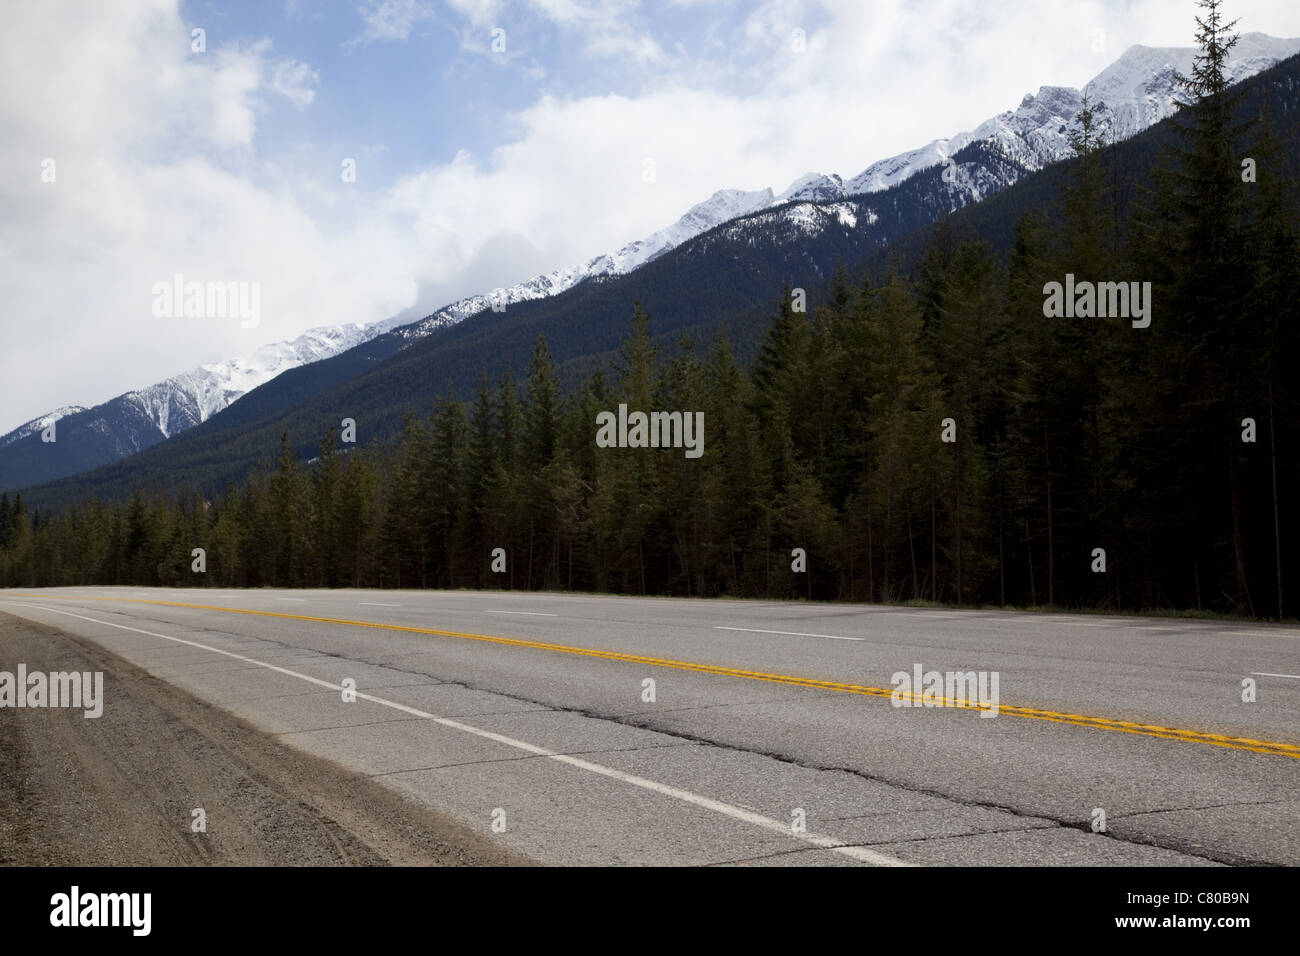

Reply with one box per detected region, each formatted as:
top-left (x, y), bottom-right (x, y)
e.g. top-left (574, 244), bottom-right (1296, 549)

top-left (6, 592), bottom-right (1300, 760)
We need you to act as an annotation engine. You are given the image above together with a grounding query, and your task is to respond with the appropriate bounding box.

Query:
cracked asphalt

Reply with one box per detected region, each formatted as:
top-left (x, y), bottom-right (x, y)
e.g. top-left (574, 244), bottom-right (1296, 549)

top-left (2, 587), bottom-right (1297, 866)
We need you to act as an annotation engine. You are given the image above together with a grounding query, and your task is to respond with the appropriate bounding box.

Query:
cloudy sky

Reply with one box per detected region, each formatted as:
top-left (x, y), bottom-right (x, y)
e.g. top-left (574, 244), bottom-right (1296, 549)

top-left (3, 0), bottom-right (1300, 433)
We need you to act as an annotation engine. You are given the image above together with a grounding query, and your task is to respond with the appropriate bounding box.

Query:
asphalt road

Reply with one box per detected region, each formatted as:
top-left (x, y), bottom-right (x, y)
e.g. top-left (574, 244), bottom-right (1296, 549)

top-left (2, 587), bottom-right (1297, 866)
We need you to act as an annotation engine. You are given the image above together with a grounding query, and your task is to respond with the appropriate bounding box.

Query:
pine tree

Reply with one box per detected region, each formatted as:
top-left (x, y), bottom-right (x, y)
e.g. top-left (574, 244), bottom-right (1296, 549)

top-left (428, 388), bottom-right (467, 587)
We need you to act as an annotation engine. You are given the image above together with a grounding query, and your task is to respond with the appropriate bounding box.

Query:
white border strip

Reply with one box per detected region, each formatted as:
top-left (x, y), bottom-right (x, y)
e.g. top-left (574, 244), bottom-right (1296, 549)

top-left (714, 626), bottom-right (864, 642)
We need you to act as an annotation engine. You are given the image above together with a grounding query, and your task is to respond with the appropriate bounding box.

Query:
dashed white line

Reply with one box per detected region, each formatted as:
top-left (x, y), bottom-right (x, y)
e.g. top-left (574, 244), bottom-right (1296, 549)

top-left (0, 600), bottom-right (905, 867)
top-left (485, 610), bottom-right (558, 617)
top-left (360, 602), bottom-right (404, 607)
top-left (1252, 671), bottom-right (1300, 680)
top-left (714, 626), bottom-right (864, 642)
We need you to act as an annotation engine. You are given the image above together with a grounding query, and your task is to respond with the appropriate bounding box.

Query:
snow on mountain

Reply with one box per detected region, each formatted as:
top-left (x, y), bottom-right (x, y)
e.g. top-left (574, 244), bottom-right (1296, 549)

top-left (0, 406), bottom-right (86, 451)
top-left (116, 321), bottom-right (381, 441)
top-left (78, 321), bottom-right (380, 450)
top-left (657, 35), bottom-right (1294, 255)
top-left (711, 200), bottom-right (872, 244)
top-left (13, 34), bottom-right (1298, 461)
top-left (394, 187), bottom-right (776, 338)
top-left (1, 190), bottom-right (776, 447)
top-left (840, 32), bottom-right (1300, 199)
top-left (3, 322), bottom-right (385, 450)
top-left (1087, 32), bottom-right (1300, 140)
top-left (776, 173), bottom-right (847, 205)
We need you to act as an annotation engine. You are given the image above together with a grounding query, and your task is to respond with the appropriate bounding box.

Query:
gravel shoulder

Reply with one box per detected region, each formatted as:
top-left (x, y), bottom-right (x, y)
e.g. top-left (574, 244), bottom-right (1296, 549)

top-left (0, 614), bottom-right (530, 866)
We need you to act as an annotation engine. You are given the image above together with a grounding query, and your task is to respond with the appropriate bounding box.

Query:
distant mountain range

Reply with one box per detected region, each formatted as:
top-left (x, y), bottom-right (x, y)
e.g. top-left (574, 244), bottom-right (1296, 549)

top-left (4, 32), bottom-right (1298, 496)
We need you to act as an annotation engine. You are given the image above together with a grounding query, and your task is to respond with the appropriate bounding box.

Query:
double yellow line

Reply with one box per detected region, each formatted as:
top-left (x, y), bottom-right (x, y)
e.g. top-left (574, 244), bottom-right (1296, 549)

top-left (9, 592), bottom-right (1300, 760)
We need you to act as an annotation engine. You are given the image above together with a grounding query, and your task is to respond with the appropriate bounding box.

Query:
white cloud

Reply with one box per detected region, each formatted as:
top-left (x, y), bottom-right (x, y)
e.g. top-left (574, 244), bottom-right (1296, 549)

top-left (448, 0), bottom-right (666, 62)
top-left (0, 2), bottom-right (381, 430)
top-left (354, 0), bottom-right (437, 42)
top-left (444, 0), bottom-right (506, 27)
top-left (548, 0), bottom-right (668, 62)
top-left (584, 25), bottom-right (665, 63)
top-left (271, 58), bottom-right (321, 108)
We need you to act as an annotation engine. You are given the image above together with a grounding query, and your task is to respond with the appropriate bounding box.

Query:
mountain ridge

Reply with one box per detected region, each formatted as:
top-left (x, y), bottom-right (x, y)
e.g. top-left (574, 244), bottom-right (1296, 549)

top-left (15, 46), bottom-right (1300, 511)
top-left (5, 33), bottom-right (1297, 494)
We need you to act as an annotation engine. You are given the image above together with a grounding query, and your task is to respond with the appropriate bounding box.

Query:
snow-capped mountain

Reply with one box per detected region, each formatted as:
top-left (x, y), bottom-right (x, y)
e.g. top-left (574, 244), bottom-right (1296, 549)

top-left (392, 186), bottom-right (776, 338)
top-left (399, 34), bottom-right (1299, 342)
top-left (2, 325), bottom-right (380, 452)
top-left (6, 32), bottom-right (1297, 494)
top-left (1086, 32), bottom-right (1298, 139)
top-left (815, 32), bottom-right (1300, 202)
top-left (0, 191), bottom-right (776, 474)
top-left (126, 322), bottom-right (379, 441)
top-left (0, 406), bottom-right (86, 451)
top-left (0, 321), bottom-right (389, 491)
top-left (776, 173), bottom-right (847, 204)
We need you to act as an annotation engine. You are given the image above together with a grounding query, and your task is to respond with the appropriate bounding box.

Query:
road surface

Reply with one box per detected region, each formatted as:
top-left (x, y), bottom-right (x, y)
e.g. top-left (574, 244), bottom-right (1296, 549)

top-left (2, 587), bottom-right (1297, 865)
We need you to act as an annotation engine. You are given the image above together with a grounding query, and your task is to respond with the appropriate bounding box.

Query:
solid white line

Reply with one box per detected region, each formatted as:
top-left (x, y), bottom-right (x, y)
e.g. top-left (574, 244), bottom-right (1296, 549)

top-left (0, 601), bottom-right (906, 867)
top-left (1252, 671), bottom-right (1300, 680)
top-left (485, 610), bottom-right (558, 617)
top-left (277, 598), bottom-right (307, 602)
top-left (714, 626), bottom-right (864, 642)
top-left (360, 602), bottom-right (404, 607)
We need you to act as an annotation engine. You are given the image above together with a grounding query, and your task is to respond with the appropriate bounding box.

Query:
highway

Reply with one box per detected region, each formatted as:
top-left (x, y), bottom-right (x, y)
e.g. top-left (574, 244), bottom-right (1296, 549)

top-left (2, 587), bottom-right (1298, 866)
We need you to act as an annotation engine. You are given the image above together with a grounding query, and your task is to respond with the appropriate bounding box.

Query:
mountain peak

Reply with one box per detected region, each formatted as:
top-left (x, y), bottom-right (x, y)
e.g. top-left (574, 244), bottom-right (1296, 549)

top-left (0, 406), bottom-right (86, 451)
top-left (1080, 33), bottom-right (1300, 142)
top-left (776, 172), bottom-right (846, 204)
top-left (674, 187), bottom-right (776, 230)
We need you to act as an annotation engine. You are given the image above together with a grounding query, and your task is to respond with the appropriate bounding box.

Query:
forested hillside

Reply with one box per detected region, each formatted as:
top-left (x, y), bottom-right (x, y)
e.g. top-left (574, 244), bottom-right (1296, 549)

top-left (8, 139), bottom-right (1034, 511)
top-left (3, 20), bottom-right (1296, 617)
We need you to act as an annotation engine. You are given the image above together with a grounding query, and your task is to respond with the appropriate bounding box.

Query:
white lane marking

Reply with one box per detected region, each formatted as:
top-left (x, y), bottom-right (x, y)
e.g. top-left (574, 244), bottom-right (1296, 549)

top-left (1252, 672), bottom-right (1300, 680)
top-left (277, 598), bottom-right (307, 603)
top-left (360, 602), bottom-right (404, 607)
top-left (0, 601), bottom-right (906, 867)
top-left (1232, 631), bottom-right (1300, 639)
top-left (485, 610), bottom-right (558, 617)
top-left (1056, 621), bottom-right (1114, 627)
top-left (714, 626), bottom-right (864, 643)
